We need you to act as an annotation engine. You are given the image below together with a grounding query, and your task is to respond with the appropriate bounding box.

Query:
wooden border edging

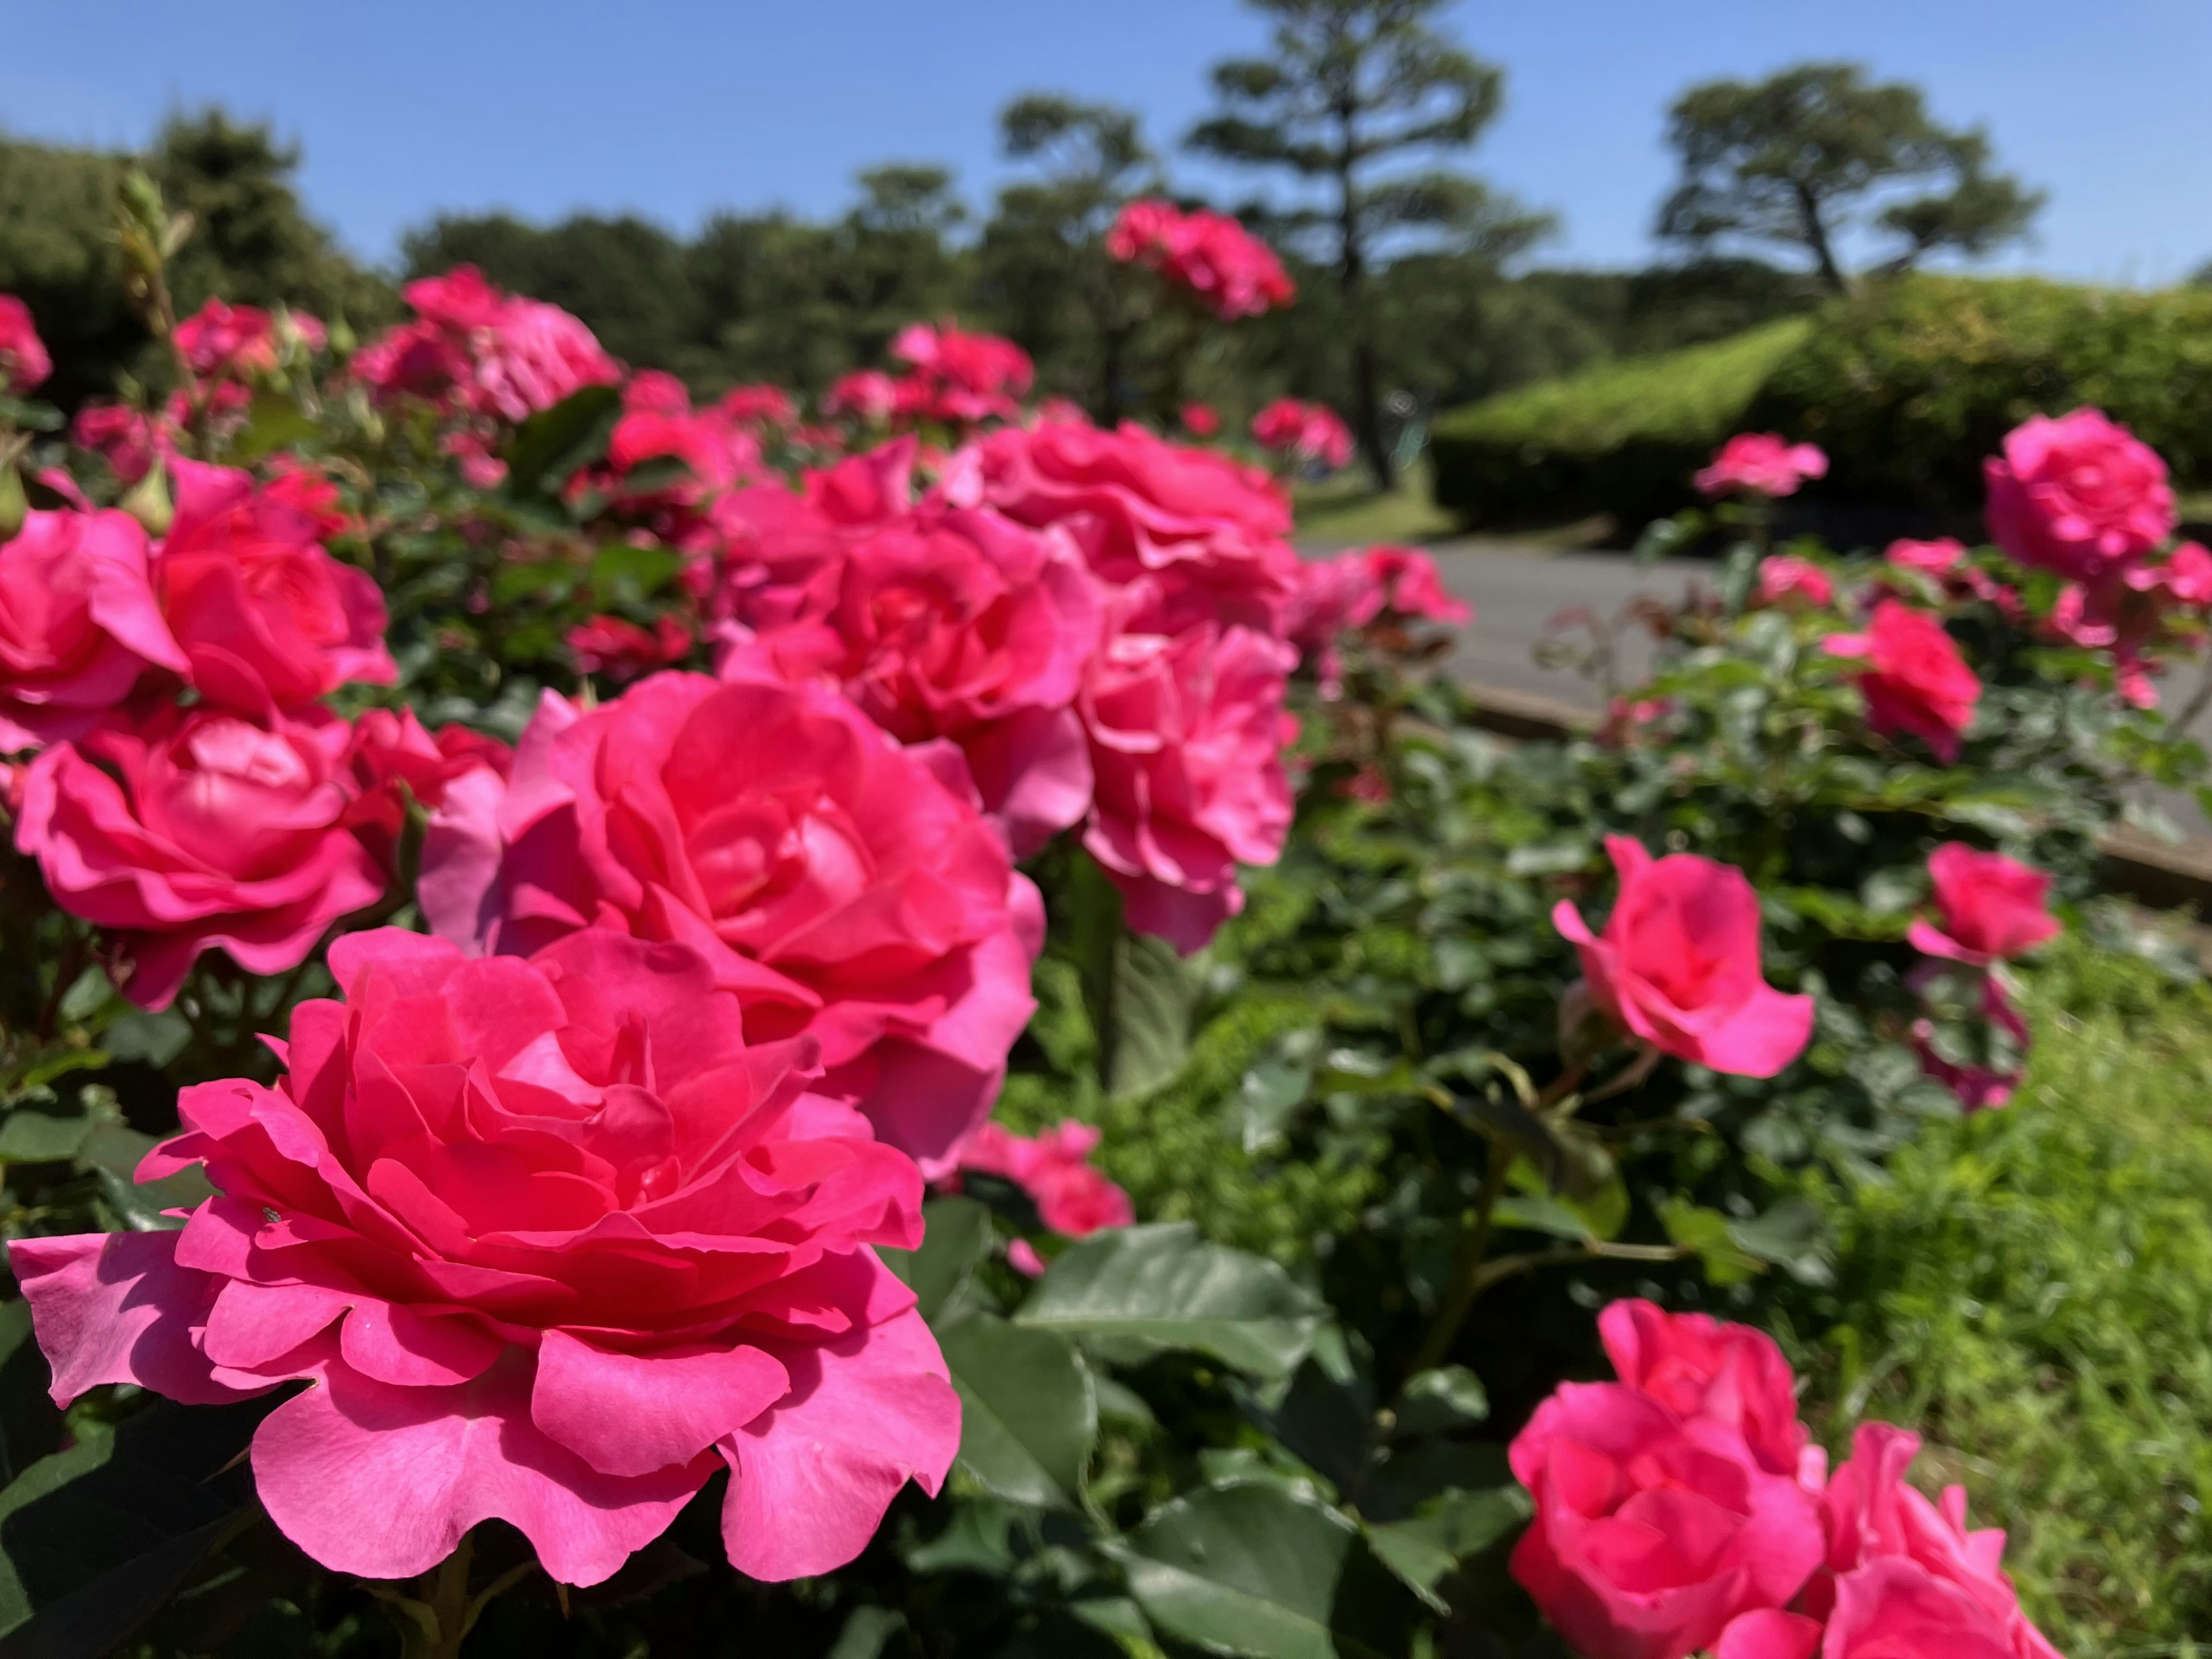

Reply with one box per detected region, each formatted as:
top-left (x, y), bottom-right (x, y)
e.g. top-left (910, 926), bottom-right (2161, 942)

top-left (1456, 680), bottom-right (2212, 914)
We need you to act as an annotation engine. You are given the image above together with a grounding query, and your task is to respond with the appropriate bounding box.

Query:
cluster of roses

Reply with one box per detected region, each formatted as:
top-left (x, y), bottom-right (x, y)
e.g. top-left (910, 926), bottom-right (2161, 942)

top-left (1104, 198), bottom-right (1297, 321)
top-left (1512, 1298), bottom-right (2062, 1659)
top-left (1718, 411), bottom-right (2212, 718)
top-left (823, 321), bottom-right (1038, 432)
top-left (0, 277), bottom-right (1446, 1595)
top-left (1252, 395), bottom-right (1355, 474)
top-left (1552, 833), bottom-right (2058, 1107)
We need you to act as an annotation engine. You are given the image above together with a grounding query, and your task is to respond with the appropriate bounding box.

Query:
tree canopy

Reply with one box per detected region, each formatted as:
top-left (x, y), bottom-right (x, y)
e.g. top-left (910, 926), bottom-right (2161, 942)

top-left (1656, 62), bottom-right (2043, 291)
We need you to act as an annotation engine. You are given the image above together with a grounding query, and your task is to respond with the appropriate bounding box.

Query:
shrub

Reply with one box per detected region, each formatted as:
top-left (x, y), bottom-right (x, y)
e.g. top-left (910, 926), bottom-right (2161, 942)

top-left (1428, 317), bottom-right (1810, 527)
top-left (1433, 275), bottom-right (2212, 529)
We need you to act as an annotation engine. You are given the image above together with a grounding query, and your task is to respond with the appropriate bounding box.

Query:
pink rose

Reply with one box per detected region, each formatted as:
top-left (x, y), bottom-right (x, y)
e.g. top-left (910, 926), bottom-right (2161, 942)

top-left (173, 298), bottom-right (279, 380)
top-left (1181, 402), bottom-right (1222, 438)
top-left (417, 667), bottom-right (1040, 1173)
top-left (1106, 200), bottom-right (1295, 320)
top-left (567, 613), bottom-right (694, 682)
top-left (607, 376), bottom-right (765, 505)
top-left (13, 704), bottom-right (385, 1007)
top-left (1252, 398), bottom-right (1354, 471)
top-left (1509, 1379), bottom-right (1826, 1659)
top-left (346, 706), bottom-right (514, 870)
top-left (1823, 601), bottom-right (1979, 763)
top-left (1910, 974), bottom-right (2028, 1112)
top-left (355, 268), bottom-right (618, 425)
top-left (957, 1120), bottom-right (1134, 1236)
top-left (71, 403), bottom-right (159, 486)
top-left (155, 460), bottom-right (396, 711)
top-left (1804, 1423), bottom-right (2061, 1659)
top-left (1599, 1300), bottom-right (1816, 1482)
top-left (1756, 556), bottom-right (1835, 609)
top-left (1081, 605), bottom-right (1297, 952)
top-left (1908, 844), bottom-right (2059, 967)
top-left (0, 508), bottom-right (188, 751)
top-left (1552, 836), bottom-right (1814, 1078)
top-left (0, 294), bottom-right (51, 393)
top-left (1695, 434), bottom-right (1828, 499)
top-left (1887, 539), bottom-right (1965, 579)
top-left (976, 415), bottom-right (1301, 636)
top-left (1884, 539), bottom-right (2021, 620)
top-left (1365, 546), bottom-right (1471, 624)
top-left (824, 370), bottom-right (900, 425)
top-left (717, 384), bottom-right (797, 428)
top-left (1984, 408), bottom-right (2175, 581)
top-left (889, 323), bottom-right (1034, 426)
top-left (8, 927), bottom-right (957, 1587)
top-left (722, 443), bottom-right (1102, 856)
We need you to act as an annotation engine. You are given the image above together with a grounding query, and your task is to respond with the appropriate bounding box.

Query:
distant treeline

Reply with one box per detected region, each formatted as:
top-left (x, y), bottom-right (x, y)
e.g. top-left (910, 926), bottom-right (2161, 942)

top-left (0, 108), bottom-right (1817, 428)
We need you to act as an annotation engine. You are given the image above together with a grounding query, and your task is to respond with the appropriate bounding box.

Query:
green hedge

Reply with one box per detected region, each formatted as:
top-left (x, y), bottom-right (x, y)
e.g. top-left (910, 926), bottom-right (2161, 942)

top-left (1431, 276), bottom-right (2212, 528)
top-left (1428, 317), bottom-right (1809, 528)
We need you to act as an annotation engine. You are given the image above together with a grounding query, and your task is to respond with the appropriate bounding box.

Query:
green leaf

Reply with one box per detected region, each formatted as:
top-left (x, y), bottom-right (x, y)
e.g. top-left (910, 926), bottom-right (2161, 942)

top-left (1365, 1486), bottom-right (1531, 1609)
top-left (228, 388), bottom-right (317, 461)
top-left (1115, 1481), bottom-right (1356, 1659)
top-left (827, 1605), bottom-right (908, 1659)
top-left (1017, 1223), bottom-right (1325, 1380)
top-left (1110, 933), bottom-right (1198, 1100)
top-left (501, 382), bottom-right (622, 502)
top-left (0, 1397), bottom-right (273, 1652)
top-left (1233, 1029), bottom-right (1319, 1153)
top-left (882, 1196), bottom-right (994, 1323)
top-left (0, 1110), bottom-right (91, 1166)
top-left (938, 1315), bottom-right (1096, 1510)
top-left (1391, 1368), bottom-right (1488, 1438)
top-left (903, 1496), bottom-right (1020, 1577)
top-left (1658, 1197), bottom-right (1763, 1287)
top-left (991, 1611), bottom-right (1135, 1659)
top-left (587, 540), bottom-right (686, 604)
top-left (1726, 1198), bottom-right (1833, 1286)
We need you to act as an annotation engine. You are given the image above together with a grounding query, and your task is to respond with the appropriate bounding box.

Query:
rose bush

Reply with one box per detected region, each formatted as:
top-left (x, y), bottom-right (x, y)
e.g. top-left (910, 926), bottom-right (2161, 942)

top-left (0, 194), bottom-right (2187, 1658)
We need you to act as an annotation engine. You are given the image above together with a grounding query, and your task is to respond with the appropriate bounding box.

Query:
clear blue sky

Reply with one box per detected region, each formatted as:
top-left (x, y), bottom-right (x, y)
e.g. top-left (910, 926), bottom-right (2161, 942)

top-left (3, 0), bottom-right (2207, 285)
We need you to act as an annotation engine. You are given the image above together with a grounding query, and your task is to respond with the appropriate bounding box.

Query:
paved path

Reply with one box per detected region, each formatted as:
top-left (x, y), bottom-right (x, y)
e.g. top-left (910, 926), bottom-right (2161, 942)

top-left (1332, 537), bottom-right (2212, 841)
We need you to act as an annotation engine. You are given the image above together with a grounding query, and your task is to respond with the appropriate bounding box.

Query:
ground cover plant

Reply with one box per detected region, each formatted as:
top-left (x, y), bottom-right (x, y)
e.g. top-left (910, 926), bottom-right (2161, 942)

top-left (0, 168), bottom-right (2203, 1659)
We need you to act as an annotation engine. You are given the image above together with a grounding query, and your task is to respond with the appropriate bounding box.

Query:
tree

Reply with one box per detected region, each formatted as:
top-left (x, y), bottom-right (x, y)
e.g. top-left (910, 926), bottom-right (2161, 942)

top-left (979, 95), bottom-right (1156, 419)
top-left (1187, 0), bottom-right (1535, 486)
top-left (1656, 63), bottom-right (2043, 293)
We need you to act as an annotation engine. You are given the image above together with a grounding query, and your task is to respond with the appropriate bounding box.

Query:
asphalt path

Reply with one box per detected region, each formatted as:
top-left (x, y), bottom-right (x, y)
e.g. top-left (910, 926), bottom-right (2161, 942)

top-left (1317, 536), bottom-right (2212, 842)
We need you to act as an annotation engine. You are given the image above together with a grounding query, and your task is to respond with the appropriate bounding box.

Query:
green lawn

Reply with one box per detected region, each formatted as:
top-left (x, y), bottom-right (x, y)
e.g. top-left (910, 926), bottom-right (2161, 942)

top-left (1291, 459), bottom-right (1461, 547)
top-left (1789, 936), bottom-right (2212, 1655)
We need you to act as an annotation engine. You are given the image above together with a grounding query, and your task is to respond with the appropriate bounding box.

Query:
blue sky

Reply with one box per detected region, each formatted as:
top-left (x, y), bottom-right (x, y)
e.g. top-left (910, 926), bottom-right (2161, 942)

top-left (3, 0), bottom-right (2207, 284)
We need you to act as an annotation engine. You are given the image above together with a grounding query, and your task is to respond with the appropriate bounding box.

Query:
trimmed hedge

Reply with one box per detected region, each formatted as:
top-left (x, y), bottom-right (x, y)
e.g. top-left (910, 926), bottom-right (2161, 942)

top-left (1431, 275), bottom-right (2212, 528)
top-left (1428, 317), bottom-right (1808, 528)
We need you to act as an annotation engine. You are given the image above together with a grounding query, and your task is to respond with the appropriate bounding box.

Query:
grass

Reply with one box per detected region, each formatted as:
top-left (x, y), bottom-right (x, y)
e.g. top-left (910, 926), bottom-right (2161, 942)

top-left (1292, 457), bottom-right (1460, 548)
top-left (1787, 935), bottom-right (2212, 1656)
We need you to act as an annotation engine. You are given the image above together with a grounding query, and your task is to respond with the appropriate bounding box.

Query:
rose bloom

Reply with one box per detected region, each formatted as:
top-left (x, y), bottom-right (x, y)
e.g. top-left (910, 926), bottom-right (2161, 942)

top-left (725, 441), bottom-right (1102, 856)
top-left (173, 298), bottom-right (279, 380)
top-left (355, 267), bottom-right (618, 425)
top-left (1509, 1375), bottom-right (1825, 1659)
top-left (607, 374), bottom-right (766, 506)
top-left (1984, 407), bottom-right (2175, 582)
top-left (153, 460), bottom-right (395, 711)
top-left (1802, 1423), bottom-right (2062, 1659)
top-left (1755, 555), bottom-right (1835, 609)
top-left (1365, 546), bottom-right (1470, 624)
top-left (347, 706), bottom-right (514, 871)
top-left (717, 384), bottom-right (797, 428)
top-left (9, 927), bottom-right (957, 1586)
top-left (0, 508), bottom-right (188, 752)
top-left (1694, 435), bottom-right (1828, 499)
top-left (976, 415), bottom-right (1301, 637)
top-left (824, 370), bottom-right (900, 425)
top-left (13, 704), bottom-right (385, 1008)
top-left (1081, 597), bottom-right (1297, 952)
top-left (568, 613), bottom-right (694, 683)
top-left (1909, 843), bottom-right (2059, 967)
top-left (1884, 539), bottom-right (2022, 620)
top-left (1824, 601), bottom-right (1980, 763)
top-left (957, 1120), bottom-right (1134, 1237)
top-left (1252, 397), bottom-right (1354, 471)
top-left (1105, 200), bottom-right (1296, 320)
top-left (1599, 1300), bottom-right (1816, 1483)
top-left (71, 403), bottom-right (159, 486)
top-left (0, 294), bottom-right (52, 393)
top-left (418, 665), bottom-right (1040, 1175)
top-left (1553, 836), bottom-right (1814, 1078)
top-left (1180, 402), bottom-right (1222, 438)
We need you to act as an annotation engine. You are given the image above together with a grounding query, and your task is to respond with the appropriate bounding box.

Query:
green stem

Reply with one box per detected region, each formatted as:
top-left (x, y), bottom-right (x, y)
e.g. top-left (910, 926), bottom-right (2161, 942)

top-left (1400, 1135), bottom-right (1514, 1385)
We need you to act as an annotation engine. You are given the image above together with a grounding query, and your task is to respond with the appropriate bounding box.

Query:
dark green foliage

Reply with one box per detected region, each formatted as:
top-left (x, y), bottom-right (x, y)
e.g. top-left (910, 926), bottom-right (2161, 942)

top-left (1433, 274), bottom-right (2212, 526)
top-left (1748, 274), bottom-right (2212, 507)
top-left (1657, 62), bottom-right (2041, 291)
